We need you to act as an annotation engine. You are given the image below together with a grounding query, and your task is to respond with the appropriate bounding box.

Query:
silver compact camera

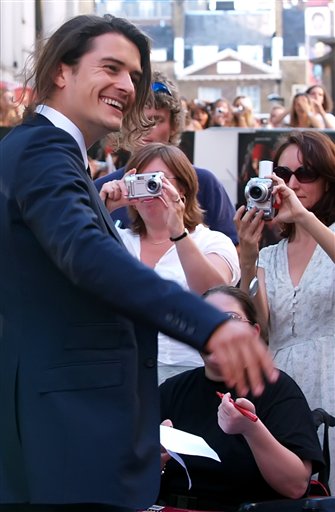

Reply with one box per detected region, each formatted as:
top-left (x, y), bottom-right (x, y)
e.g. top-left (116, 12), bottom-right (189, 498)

top-left (244, 177), bottom-right (274, 220)
top-left (125, 172), bottom-right (164, 199)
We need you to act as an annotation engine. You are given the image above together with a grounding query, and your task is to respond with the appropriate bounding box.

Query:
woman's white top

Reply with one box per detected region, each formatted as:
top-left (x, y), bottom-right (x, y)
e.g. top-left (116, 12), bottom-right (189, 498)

top-left (315, 112), bottom-right (335, 129)
top-left (117, 224), bottom-right (240, 366)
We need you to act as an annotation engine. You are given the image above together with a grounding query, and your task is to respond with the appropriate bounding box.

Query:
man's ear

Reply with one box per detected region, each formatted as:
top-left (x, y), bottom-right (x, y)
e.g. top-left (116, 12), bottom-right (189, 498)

top-left (53, 62), bottom-right (68, 89)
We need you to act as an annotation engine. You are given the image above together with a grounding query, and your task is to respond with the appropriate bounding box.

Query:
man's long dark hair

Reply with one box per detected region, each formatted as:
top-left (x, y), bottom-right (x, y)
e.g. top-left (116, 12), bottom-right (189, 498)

top-left (23, 14), bottom-right (152, 146)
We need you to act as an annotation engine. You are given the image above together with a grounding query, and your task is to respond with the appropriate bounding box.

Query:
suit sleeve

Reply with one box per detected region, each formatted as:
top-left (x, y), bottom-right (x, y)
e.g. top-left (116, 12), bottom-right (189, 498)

top-left (15, 128), bottom-right (229, 351)
top-left (94, 167), bottom-right (130, 228)
top-left (94, 167), bottom-right (125, 191)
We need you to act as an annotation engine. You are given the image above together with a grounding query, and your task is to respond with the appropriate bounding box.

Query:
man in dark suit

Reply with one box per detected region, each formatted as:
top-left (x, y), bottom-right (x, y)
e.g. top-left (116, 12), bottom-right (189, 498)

top-left (0, 14), bottom-right (277, 511)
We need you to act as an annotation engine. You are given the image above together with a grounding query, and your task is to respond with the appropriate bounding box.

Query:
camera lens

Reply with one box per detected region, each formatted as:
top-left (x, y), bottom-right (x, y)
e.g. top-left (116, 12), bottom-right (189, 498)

top-left (147, 178), bottom-right (161, 193)
top-left (249, 185), bottom-right (267, 201)
top-left (249, 186), bottom-right (262, 199)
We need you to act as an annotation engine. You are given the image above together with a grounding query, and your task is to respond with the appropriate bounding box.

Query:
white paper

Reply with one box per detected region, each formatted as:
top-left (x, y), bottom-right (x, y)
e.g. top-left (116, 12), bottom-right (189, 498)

top-left (166, 449), bottom-right (192, 490)
top-left (160, 425), bottom-right (220, 490)
top-left (160, 425), bottom-right (220, 462)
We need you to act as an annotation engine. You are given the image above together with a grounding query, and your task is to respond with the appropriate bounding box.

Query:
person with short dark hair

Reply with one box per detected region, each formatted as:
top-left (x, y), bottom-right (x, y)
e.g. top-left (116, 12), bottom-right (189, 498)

top-left (159, 286), bottom-right (324, 511)
top-left (0, 14), bottom-right (277, 509)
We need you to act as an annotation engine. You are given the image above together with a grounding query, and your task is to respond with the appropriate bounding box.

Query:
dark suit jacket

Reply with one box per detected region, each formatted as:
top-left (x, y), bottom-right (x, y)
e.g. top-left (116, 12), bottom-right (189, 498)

top-left (0, 114), bottom-right (229, 507)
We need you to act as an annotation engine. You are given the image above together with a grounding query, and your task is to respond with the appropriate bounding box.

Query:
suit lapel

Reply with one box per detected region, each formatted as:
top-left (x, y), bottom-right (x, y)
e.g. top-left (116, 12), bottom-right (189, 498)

top-left (25, 114), bottom-right (124, 245)
top-left (85, 174), bottom-right (124, 246)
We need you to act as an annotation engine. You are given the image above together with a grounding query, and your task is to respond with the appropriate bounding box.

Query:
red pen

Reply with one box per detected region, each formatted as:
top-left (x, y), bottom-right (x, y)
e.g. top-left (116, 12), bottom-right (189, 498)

top-left (216, 391), bottom-right (258, 422)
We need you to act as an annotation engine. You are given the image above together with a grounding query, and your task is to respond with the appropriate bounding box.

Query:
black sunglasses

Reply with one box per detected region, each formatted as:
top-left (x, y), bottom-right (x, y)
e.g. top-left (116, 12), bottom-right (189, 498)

top-left (273, 166), bottom-right (319, 184)
top-left (151, 81), bottom-right (172, 97)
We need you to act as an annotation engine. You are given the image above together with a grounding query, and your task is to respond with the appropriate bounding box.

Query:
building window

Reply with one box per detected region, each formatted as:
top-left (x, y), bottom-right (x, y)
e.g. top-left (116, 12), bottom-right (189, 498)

top-left (198, 87), bottom-right (222, 102)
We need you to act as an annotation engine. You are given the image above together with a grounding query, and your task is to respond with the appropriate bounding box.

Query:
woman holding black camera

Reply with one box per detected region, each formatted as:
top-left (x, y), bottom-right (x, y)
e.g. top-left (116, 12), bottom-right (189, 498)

top-left (100, 142), bottom-right (240, 383)
top-left (235, 130), bottom-right (335, 490)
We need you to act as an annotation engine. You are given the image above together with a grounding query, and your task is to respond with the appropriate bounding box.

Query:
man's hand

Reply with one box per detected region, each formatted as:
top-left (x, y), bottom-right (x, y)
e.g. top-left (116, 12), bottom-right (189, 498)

top-left (206, 320), bottom-right (278, 396)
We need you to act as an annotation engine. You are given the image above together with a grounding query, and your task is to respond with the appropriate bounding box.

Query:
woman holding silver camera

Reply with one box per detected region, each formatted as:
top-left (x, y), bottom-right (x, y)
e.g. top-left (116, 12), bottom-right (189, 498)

top-left (235, 130), bottom-right (335, 490)
top-left (210, 98), bottom-right (234, 127)
top-left (100, 142), bottom-right (240, 383)
top-left (232, 95), bottom-right (259, 128)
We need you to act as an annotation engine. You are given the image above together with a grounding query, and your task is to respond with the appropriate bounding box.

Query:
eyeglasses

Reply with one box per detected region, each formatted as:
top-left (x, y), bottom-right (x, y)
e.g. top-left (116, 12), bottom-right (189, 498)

top-left (273, 166), bottom-right (319, 184)
top-left (151, 81), bottom-right (172, 97)
top-left (226, 312), bottom-right (253, 325)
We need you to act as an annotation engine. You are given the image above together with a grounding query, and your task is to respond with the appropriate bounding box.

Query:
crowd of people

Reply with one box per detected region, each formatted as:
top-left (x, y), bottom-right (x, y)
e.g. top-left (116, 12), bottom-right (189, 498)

top-left (171, 83), bottom-right (335, 131)
top-left (0, 11), bottom-right (334, 512)
top-left (94, 69), bottom-right (335, 505)
top-left (2, 74), bottom-right (335, 134)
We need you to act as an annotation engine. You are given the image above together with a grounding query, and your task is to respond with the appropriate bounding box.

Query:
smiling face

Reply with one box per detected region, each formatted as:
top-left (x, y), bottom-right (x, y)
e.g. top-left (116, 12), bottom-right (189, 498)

top-left (51, 32), bottom-right (142, 147)
top-left (278, 144), bottom-right (326, 210)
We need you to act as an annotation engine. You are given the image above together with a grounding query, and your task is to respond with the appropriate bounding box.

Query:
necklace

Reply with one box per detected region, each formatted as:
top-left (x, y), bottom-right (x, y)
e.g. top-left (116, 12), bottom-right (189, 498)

top-left (142, 237), bottom-right (170, 246)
